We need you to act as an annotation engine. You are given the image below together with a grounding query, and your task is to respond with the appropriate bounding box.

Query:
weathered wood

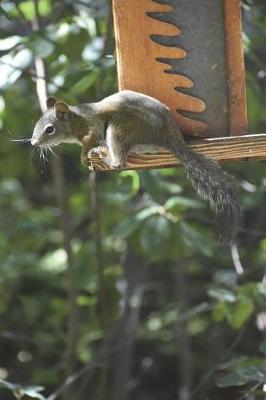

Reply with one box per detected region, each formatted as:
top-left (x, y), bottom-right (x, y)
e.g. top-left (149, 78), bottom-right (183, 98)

top-left (112, 0), bottom-right (209, 137)
top-left (224, 0), bottom-right (247, 135)
top-left (112, 0), bottom-right (247, 138)
top-left (89, 134), bottom-right (266, 171)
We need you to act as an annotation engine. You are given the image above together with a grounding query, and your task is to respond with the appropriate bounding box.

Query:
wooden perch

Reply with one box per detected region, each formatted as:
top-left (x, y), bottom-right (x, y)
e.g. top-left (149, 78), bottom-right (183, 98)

top-left (89, 134), bottom-right (266, 171)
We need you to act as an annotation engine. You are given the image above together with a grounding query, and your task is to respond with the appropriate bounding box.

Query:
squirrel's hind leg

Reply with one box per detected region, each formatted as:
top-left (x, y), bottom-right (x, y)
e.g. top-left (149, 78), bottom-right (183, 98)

top-left (105, 124), bottom-right (127, 169)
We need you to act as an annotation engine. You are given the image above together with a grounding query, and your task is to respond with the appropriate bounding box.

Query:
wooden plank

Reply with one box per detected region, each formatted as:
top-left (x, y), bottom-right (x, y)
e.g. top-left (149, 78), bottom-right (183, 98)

top-left (89, 134), bottom-right (266, 171)
top-left (224, 0), bottom-right (248, 135)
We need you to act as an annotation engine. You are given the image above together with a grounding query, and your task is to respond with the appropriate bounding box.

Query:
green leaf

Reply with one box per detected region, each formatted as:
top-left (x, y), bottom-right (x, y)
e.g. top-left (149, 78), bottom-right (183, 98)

top-left (0, 36), bottom-right (21, 51)
top-left (259, 340), bottom-right (266, 356)
top-left (114, 206), bottom-right (163, 239)
top-left (216, 372), bottom-right (249, 387)
top-left (237, 365), bottom-right (266, 383)
top-left (120, 171), bottom-right (140, 194)
top-left (208, 288), bottom-right (236, 303)
top-left (140, 170), bottom-right (167, 202)
top-left (40, 249), bottom-right (67, 272)
top-left (229, 297), bottom-right (254, 329)
top-left (212, 301), bottom-right (228, 322)
top-left (139, 215), bottom-right (174, 260)
top-left (71, 69), bottom-right (100, 94)
top-left (160, 181), bottom-right (182, 194)
top-left (27, 36), bottom-right (54, 58)
top-left (0, 380), bottom-right (45, 400)
top-left (0, 49), bottom-right (32, 89)
top-left (0, 379), bottom-right (19, 391)
top-left (114, 216), bottom-right (142, 239)
top-left (219, 356), bottom-right (249, 370)
top-left (256, 282), bottom-right (266, 297)
top-left (164, 196), bottom-right (202, 212)
top-left (238, 282), bottom-right (257, 297)
top-left (19, 0), bottom-right (52, 20)
top-left (180, 222), bottom-right (214, 257)
top-left (246, 78), bottom-right (264, 129)
top-left (135, 206), bottom-right (162, 221)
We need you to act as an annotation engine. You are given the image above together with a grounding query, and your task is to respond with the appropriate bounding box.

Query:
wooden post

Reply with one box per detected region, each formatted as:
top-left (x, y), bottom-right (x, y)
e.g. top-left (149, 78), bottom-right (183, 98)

top-left (224, 0), bottom-right (248, 135)
top-left (112, 0), bottom-right (209, 137)
top-left (112, 0), bottom-right (247, 137)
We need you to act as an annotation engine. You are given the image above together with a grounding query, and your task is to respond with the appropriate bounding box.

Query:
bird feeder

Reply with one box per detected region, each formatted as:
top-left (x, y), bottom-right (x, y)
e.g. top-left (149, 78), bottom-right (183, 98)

top-left (90, 0), bottom-right (266, 170)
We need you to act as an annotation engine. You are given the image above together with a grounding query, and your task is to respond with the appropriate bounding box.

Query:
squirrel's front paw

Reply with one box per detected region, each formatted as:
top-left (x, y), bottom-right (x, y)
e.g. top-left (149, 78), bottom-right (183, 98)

top-left (91, 147), bottom-right (113, 166)
top-left (89, 146), bottom-right (108, 159)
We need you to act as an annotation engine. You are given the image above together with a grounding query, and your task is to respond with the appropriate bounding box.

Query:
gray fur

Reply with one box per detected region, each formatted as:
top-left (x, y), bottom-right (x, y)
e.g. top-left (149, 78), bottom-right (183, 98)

top-left (171, 144), bottom-right (241, 242)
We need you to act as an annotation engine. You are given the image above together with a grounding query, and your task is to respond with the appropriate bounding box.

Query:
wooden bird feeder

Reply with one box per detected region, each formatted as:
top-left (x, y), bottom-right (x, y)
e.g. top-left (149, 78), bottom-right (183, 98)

top-left (90, 0), bottom-right (266, 170)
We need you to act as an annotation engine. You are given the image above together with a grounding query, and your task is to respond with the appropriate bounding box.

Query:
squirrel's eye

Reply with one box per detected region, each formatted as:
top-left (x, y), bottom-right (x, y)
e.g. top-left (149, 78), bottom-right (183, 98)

top-left (45, 124), bottom-right (55, 135)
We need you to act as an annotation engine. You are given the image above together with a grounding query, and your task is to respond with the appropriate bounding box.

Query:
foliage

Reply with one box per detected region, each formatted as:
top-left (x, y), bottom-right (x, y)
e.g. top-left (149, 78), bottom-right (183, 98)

top-left (0, 1), bottom-right (266, 400)
top-left (0, 379), bottom-right (45, 400)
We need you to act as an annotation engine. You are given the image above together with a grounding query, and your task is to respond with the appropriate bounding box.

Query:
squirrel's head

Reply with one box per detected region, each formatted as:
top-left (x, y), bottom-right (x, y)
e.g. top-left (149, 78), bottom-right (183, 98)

top-left (31, 97), bottom-right (76, 147)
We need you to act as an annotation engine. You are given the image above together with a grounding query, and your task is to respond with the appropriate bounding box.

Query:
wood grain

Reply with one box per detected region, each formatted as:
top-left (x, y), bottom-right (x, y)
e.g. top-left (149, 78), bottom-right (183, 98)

top-left (224, 0), bottom-right (248, 135)
top-left (88, 134), bottom-right (266, 171)
top-left (112, 0), bottom-right (209, 137)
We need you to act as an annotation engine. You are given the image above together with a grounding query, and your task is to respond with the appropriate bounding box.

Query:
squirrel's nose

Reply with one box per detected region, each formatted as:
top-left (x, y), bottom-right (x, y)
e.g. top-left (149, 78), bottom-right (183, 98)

top-left (31, 138), bottom-right (38, 146)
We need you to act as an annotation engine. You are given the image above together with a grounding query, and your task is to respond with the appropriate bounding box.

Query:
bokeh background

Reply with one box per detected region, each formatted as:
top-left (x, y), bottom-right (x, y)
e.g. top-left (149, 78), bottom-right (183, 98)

top-left (0, 1), bottom-right (266, 399)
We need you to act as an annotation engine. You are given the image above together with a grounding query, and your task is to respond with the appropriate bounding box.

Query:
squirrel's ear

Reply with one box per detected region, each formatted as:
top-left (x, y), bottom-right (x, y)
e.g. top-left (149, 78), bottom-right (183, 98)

top-left (46, 96), bottom-right (57, 109)
top-left (54, 101), bottom-right (69, 119)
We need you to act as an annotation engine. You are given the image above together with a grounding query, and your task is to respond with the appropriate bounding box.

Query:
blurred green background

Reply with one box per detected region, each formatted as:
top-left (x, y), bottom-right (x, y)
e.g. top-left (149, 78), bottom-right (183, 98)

top-left (0, 1), bottom-right (266, 399)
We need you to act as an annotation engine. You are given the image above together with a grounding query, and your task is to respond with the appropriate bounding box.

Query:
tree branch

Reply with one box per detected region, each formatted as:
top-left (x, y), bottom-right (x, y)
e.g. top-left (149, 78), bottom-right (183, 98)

top-left (32, 3), bottom-right (78, 400)
top-left (89, 171), bottom-right (109, 400)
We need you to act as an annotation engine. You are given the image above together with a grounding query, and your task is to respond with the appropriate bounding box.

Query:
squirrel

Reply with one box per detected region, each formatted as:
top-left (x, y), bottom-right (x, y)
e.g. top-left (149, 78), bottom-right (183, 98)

top-left (31, 90), bottom-right (241, 242)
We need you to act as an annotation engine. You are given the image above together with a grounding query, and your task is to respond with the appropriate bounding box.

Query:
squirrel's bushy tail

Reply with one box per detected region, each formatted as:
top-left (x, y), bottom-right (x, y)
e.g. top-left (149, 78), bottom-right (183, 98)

top-left (171, 143), bottom-right (241, 242)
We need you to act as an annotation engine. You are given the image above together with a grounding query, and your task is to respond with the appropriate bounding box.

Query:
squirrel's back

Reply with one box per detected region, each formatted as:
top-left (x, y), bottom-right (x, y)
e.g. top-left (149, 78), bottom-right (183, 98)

top-left (99, 90), bottom-right (170, 117)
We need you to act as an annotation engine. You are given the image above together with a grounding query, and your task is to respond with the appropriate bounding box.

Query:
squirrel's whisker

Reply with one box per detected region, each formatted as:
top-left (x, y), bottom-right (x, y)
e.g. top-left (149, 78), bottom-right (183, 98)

top-left (47, 144), bottom-right (59, 159)
top-left (28, 146), bottom-right (36, 167)
top-left (40, 147), bottom-right (49, 163)
top-left (10, 138), bottom-right (32, 142)
top-left (38, 147), bottom-right (48, 175)
top-left (6, 130), bottom-right (32, 142)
